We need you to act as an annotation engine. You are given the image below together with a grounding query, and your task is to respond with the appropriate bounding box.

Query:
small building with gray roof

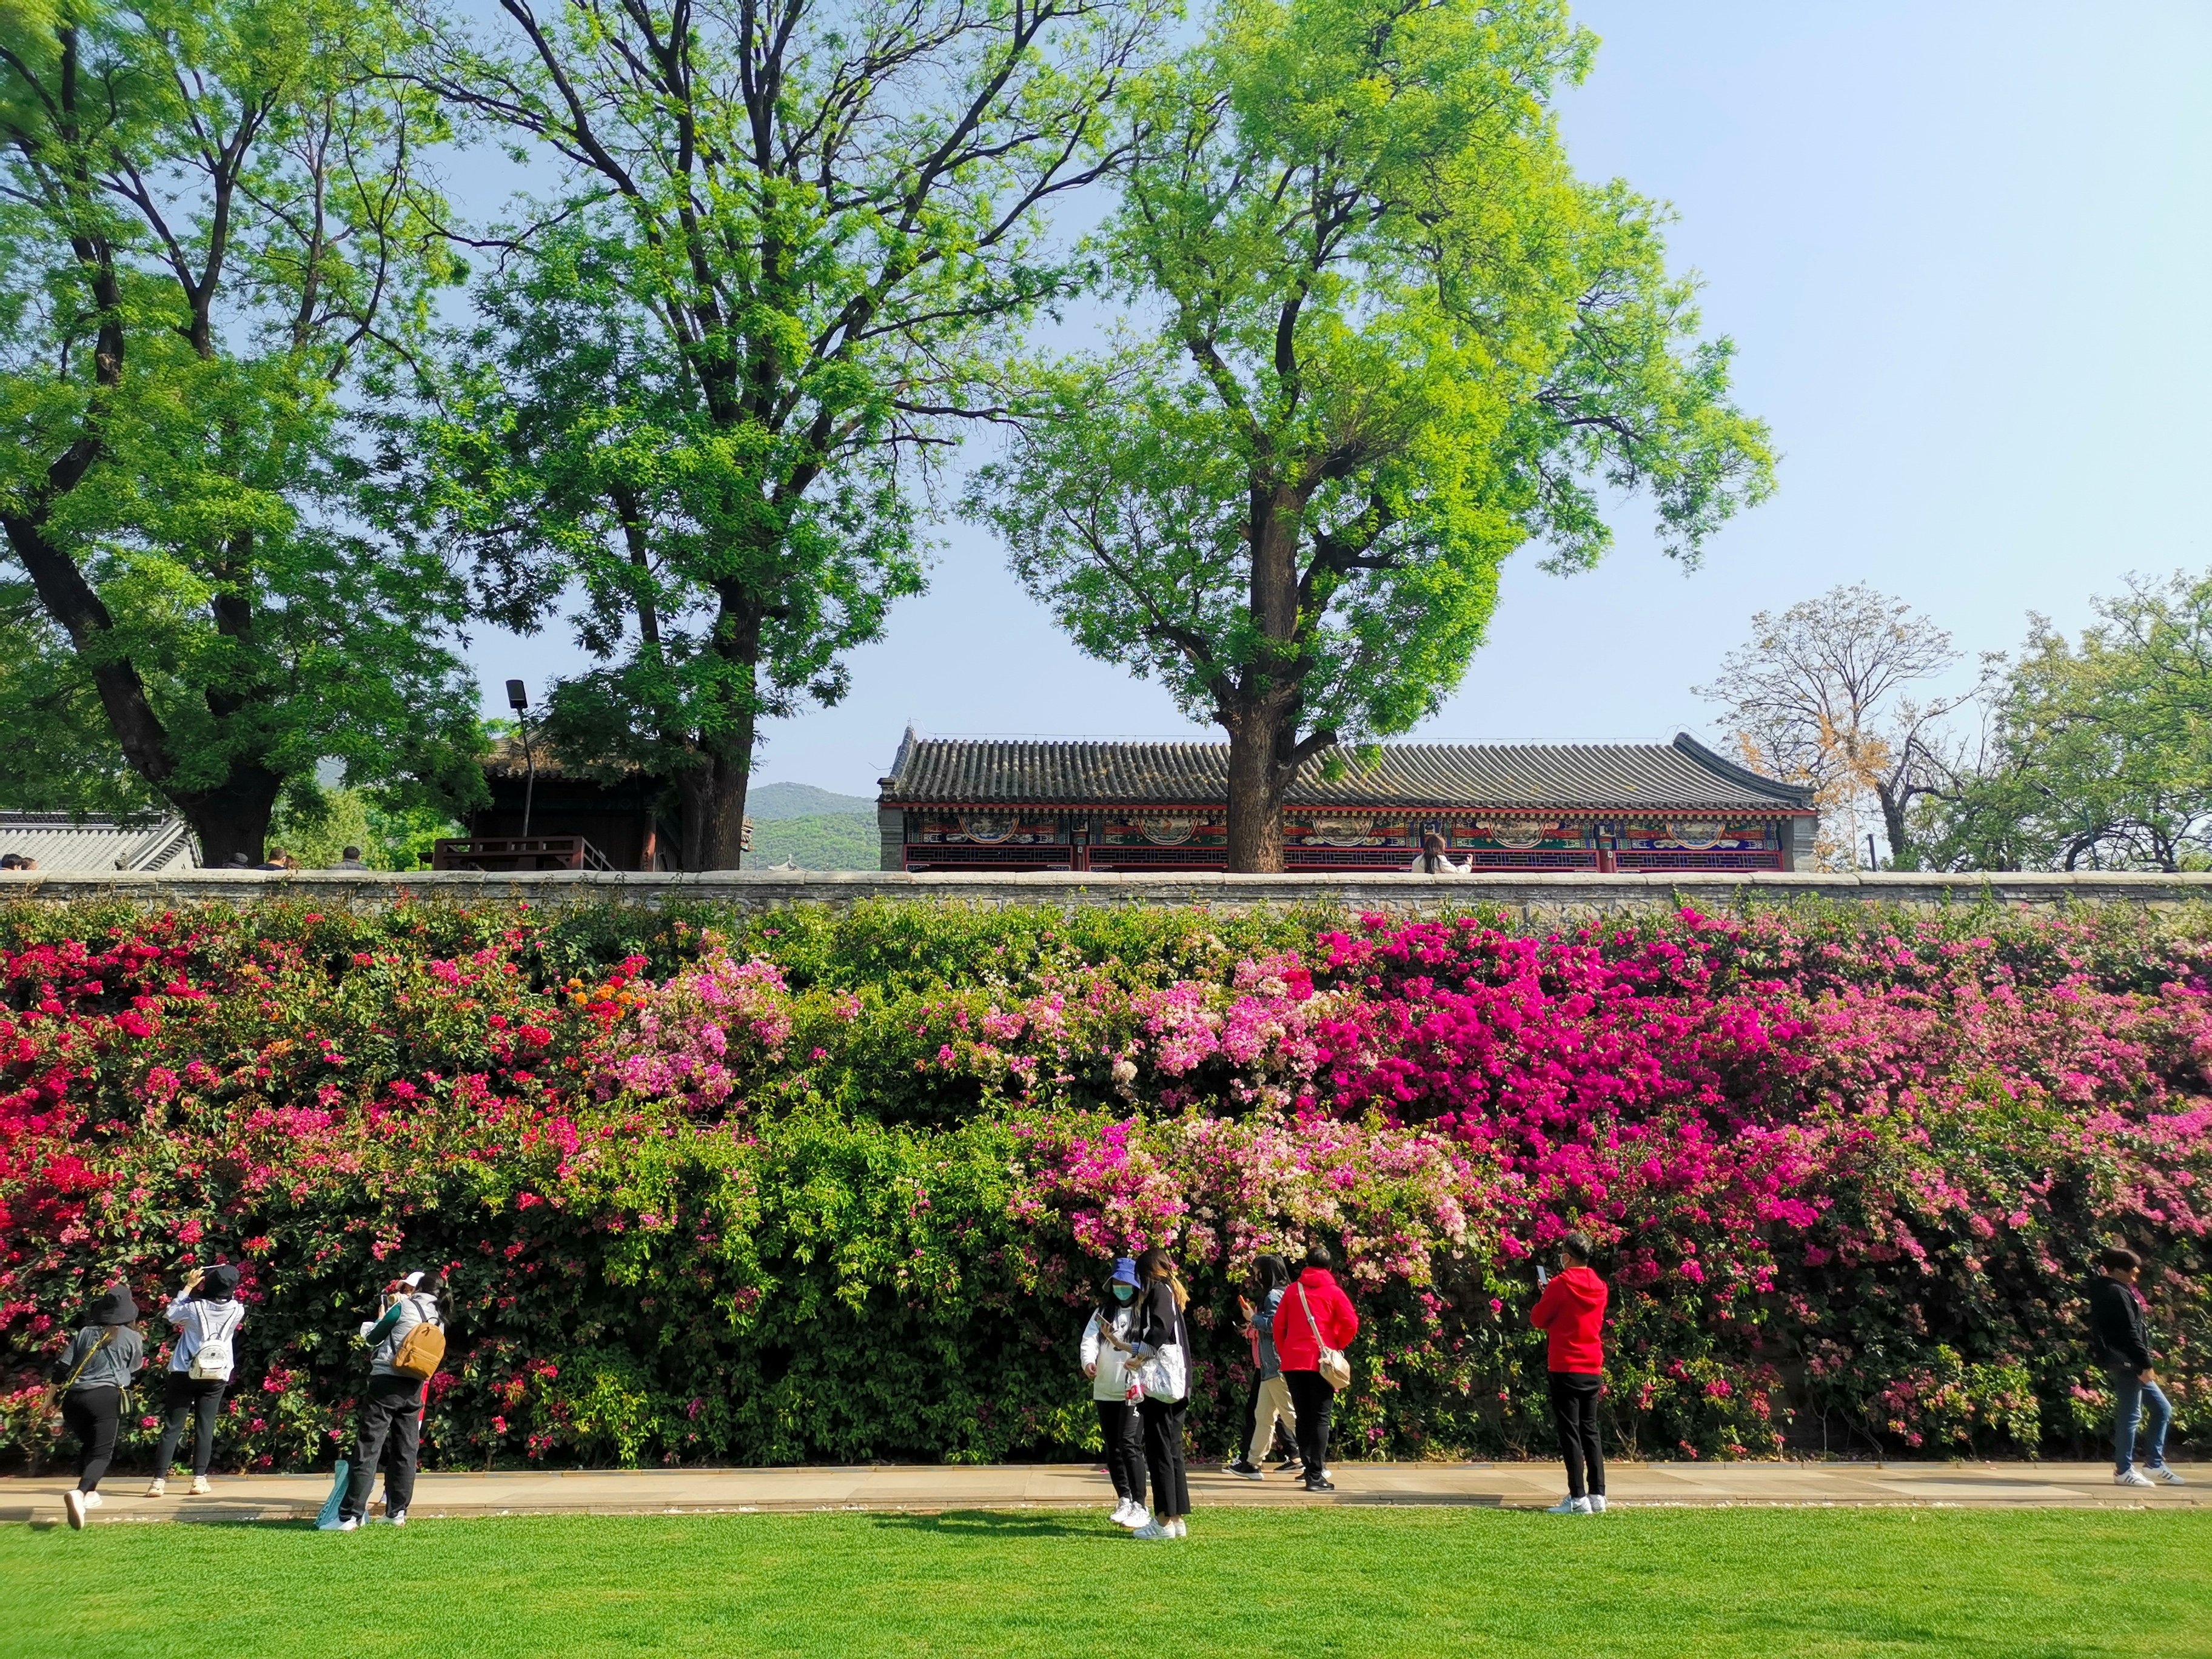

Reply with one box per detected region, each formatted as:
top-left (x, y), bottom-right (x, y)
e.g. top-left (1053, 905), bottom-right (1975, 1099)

top-left (876, 730), bottom-right (1816, 873)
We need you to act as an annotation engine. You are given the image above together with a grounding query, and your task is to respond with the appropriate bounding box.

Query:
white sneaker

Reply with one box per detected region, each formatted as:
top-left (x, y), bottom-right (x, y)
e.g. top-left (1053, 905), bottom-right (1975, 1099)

top-left (1167, 1518), bottom-right (1187, 1538)
top-left (2115, 1468), bottom-right (2154, 1488)
top-left (1545, 1495), bottom-right (1592, 1515)
top-left (334, 1517), bottom-right (360, 1532)
top-left (64, 1490), bottom-right (86, 1530)
top-left (2151, 1466), bottom-right (2187, 1486)
top-left (1112, 1500), bottom-right (1147, 1529)
top-left (1589, 1494), bottom-right (1608, 1513)
top-left (389, 1509), bottom-right (407, 1527)
top-left (1130, 1520), bottom-right (1170, 1540)
top-left (144, 1478), bottom-right (166, 1498)
top-left (189, 1476), bottom-right (210, 1495)
top-left (81, 1491), bottom-right (102, 1509)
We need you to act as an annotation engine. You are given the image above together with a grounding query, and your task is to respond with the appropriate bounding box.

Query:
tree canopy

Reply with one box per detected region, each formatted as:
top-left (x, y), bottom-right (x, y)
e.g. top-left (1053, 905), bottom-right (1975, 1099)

top-left (967, 0), bottom-right (1774, 870)
top-left (404, 0), bottom-right (1167, 868)
top-left (0, 0), bottom-right (484, 862)
top-left (1697, 584), bottom-right (1989, 871)
top-left (1922, 572), bottom-right (2212, 873)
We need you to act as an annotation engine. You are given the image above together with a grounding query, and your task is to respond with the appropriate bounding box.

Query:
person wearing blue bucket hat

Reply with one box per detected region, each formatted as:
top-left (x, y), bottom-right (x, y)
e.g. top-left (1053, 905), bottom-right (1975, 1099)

top-left (1080, 1258), bottom-right (1149, 1529)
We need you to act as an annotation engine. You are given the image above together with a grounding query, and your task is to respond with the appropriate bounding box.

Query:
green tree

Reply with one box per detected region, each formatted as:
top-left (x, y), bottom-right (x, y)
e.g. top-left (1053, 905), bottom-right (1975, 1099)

top-left (968, 0), bottom-right (1774, 871)
top-left (1922, 572), bottom-right (2212, 872)
top-left (0, 0), bottom-right (485, 863)
top-left (406, 0), bottom-right (1165, 869)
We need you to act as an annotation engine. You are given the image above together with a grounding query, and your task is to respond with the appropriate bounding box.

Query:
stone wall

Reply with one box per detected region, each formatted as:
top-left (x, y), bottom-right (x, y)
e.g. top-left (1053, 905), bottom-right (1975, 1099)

top-left (6, 867), bottom-right (2211, 919)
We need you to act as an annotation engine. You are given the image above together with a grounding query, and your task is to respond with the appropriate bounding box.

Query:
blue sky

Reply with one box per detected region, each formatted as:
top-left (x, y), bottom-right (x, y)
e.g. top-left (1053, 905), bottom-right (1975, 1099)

top-left (460, 0), bottom-right (2212, 799)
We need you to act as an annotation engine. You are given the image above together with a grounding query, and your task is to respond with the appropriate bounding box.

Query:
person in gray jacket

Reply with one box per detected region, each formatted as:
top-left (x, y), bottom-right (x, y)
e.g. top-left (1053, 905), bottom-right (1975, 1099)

top-left (1225, 1254), bottom-right (1298, 1478)
top-left (52, 1284), bottom-right (144, 1530)
top-left (329, 1271), bottom-right (445, 1530)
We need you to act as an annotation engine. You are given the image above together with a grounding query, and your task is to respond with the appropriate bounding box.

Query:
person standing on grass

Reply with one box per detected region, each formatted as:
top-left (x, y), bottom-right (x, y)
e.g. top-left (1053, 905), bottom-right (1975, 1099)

top-left (1081, 1258), bottom-right (1150, 1528)
top-left (146, 1263), bottom-right (243, 1498)
top-left (1225, 1254), bottom-right (1296, 1479)
top-left (2090, 1247), bottom-right (2186, 1488)
top-left (1125, 1248), bottom-right (1193, 1540)
top-left (52, 1284), bottom-right (144, 1530)
top-left (328, 1270), bottom-right (446, 1531)
top-left (1530, 1232), bottom-right (1608, 1515)
top-left (1272, 1244), bottom-right (1358, 1493)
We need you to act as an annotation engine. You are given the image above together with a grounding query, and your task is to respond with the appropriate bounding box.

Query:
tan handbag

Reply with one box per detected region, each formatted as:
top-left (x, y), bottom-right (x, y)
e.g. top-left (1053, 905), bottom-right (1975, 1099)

top-left (1297, 1284), bottom-right (1353, 1391)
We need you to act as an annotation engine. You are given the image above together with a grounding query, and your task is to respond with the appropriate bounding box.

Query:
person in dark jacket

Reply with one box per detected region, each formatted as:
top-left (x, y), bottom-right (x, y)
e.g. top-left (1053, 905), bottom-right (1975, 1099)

top-left (1272, 1243), bottom-right (1359, 1492)
top-left (51, 1284), bottom-right (144, 1530)
top-left (1530, 1232), bottom-right (1609, 1515)
top-left (2090, 1247), bottom-right (2185, 1487)
top-left (1125, 1248), bottom-right (1192, 1540)
top-left (327, 1270), bottom-right (446, 1530)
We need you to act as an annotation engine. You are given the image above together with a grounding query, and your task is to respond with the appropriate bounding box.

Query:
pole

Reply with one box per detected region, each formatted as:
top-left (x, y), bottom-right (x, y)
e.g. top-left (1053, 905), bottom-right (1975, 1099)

top-left (521, 719), bottom-right (537, 840)
top-left (1865, 833), bottom-right (1876, 871)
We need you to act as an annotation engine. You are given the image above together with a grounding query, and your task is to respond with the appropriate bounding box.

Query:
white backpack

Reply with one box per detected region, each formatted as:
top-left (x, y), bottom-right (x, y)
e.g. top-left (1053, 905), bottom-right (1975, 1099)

top-left (189, 1302), bottom-right (240, 1381)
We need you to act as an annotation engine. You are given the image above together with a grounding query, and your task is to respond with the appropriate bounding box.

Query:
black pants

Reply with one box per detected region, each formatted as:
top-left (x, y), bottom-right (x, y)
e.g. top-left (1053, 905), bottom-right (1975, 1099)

top-left (1283, 1369), bottom-right (1335, 1480)
top-left (1095, 1399), bottom-right (1147, 1507)
top-left (62, 1386), bottom-right (122, 1492)
top-left (154, 1373), bottom-right (227, 1478)
top-left (341, 1378), bottom-right (425, 1520)
top-left (1137, 1396), bottom-right (1189, 1520)
top-left (1548, 1371), bottom-right (1604, 1498)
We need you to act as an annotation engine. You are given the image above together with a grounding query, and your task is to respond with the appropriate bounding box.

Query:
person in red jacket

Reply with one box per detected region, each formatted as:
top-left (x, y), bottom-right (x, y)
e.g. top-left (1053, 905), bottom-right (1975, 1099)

top-left (1272, 1244), bottom-right (1359, 1492)
top-left (1530, 1232), bottom-right (1608, 1514)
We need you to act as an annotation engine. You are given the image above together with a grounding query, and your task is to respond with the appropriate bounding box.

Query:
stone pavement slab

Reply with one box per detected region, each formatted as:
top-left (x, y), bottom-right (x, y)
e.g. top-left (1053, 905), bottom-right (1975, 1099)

top-left (1, 1460), bottom-right (2199, 1527)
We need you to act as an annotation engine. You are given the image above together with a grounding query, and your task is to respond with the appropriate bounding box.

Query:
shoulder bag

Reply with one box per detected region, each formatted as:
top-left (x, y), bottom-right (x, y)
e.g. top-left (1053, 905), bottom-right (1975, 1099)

top-left (1298, 1284), bottom-right (1353, 1391)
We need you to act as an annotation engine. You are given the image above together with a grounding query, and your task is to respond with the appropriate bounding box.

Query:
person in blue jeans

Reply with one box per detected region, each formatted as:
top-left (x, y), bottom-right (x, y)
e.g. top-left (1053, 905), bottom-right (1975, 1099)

top-left (2088, 1247), bottom-right (2185, 1488)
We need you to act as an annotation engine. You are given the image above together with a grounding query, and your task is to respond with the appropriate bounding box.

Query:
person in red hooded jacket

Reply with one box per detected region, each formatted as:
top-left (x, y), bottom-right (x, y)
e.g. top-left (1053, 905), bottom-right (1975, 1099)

top-left (1530, 1232), bottom-right (1609, 1514)
top-left (1272, 1244), bottom-right (1359, 1492)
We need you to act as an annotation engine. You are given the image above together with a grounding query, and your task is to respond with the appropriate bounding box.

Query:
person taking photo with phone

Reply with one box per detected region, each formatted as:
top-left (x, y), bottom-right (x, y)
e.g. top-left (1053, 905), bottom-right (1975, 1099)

top-left (146, 1263), bottom-right (243, 1498)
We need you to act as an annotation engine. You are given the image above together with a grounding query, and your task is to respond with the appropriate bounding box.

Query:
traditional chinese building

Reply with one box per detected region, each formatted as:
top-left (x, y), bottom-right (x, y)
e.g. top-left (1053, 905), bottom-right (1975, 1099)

top-left (876, 730), bottom-right (1816, 873)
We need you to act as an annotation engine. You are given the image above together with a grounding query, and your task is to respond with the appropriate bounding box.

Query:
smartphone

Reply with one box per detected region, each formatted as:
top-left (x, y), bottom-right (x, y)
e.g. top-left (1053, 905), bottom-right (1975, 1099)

top-left (1535, 1265), bottom-right (1549, 1289)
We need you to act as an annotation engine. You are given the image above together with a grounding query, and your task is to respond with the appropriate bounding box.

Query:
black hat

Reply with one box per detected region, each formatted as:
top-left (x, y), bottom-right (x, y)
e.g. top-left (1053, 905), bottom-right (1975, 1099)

top-left (200, 1263), bottom-right (241, 1300)
top-left (90, 1284), bottom-right (138, 1326)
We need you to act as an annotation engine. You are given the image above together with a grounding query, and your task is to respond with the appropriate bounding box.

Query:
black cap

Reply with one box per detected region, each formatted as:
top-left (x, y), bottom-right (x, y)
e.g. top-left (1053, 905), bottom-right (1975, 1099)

top-left (90, 1284), bottom-right (138, 1325)
top-left (200, 1264), bottom-right (241, 1299)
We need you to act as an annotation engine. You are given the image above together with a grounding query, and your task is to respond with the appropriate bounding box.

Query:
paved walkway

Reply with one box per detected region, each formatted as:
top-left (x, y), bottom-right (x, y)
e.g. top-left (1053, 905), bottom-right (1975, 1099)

top-left (3, 1460), bottom-right (2199, 1526)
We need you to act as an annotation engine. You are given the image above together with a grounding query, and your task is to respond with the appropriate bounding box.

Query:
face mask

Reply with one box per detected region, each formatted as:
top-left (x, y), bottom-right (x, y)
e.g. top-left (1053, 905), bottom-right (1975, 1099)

top-left (1111, 1283), bottom-right (1136, 1302)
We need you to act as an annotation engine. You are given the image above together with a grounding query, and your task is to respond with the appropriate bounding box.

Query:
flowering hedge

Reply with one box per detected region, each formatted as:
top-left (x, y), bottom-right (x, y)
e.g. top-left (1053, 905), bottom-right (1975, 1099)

top-left (0, 895), bottom-right (2204, 1473)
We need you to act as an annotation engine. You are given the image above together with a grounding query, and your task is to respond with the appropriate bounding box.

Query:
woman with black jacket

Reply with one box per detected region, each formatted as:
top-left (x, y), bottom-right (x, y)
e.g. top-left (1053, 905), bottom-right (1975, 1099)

top-left (51, 1284), bottom-right (144, 1530)
top-left (1127, 1247), bottom-right (1192, 1540)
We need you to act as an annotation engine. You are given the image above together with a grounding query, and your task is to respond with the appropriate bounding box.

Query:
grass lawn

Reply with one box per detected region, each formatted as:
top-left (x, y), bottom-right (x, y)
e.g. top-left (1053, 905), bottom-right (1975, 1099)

top-left (3, 1506), bottom-right (2207, 1659)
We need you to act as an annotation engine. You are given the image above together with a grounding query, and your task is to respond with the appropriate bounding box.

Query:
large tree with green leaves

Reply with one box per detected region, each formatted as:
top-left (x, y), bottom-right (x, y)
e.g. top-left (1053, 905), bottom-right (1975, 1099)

top-left (968, 0), bottom-right (1774, 871)
top-left (1922, 572), bottom-right (2212, 873)
top-left (0, 0), bottom-right (484, 862)
top-left (406, 0), bottom-right (1165, 869)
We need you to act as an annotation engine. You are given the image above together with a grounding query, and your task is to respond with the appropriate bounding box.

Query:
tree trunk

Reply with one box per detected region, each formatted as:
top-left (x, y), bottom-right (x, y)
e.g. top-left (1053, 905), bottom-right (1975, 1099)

top-left (175, 770), bottom-right (285, 867)
top-left (1875, 782), bottom-right (1914, 871)
top-left (1223, 705), bottom-right (1290, 871)
top-left (676, 740), bottom-right (752, 871)
top-left (674, 589), bottom-right (762, 871)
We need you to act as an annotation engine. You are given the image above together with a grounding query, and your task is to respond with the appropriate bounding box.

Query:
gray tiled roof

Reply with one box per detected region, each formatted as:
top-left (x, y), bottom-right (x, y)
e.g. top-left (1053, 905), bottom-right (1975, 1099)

top-left (880, 731), bottom-right (1813, 814)
top-left (0, 813), bottom-right (199, 871)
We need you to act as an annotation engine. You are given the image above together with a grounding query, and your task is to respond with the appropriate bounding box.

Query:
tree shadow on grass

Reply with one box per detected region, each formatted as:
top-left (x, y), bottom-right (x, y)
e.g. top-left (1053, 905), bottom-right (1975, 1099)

top-left (868, 1509), bottom-right (1107, 1540)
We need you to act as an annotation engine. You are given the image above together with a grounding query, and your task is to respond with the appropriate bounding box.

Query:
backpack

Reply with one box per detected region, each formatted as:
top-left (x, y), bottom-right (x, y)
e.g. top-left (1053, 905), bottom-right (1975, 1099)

top-left (189, 1302), bottom-right (239, 1381)
top-left (387, 1298), bottom-right (446, 1381)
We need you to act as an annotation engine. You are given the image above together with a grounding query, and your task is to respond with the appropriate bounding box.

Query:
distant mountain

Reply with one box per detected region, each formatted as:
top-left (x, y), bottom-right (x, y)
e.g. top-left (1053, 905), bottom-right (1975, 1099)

top-left (747, 781), bottom-right (876, 820)
top-left (748, 813), bottom-right (879, 871)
